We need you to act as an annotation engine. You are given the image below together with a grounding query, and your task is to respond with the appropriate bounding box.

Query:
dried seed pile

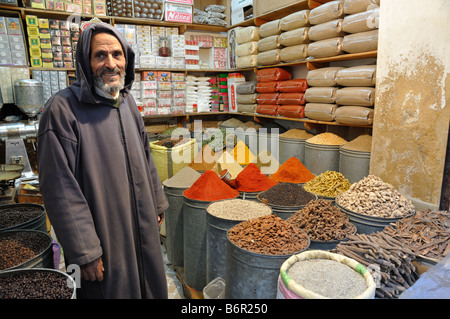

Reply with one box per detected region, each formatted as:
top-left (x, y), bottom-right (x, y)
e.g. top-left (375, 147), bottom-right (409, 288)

top-left (287, 199), bottom-right (356, 241)
top-left (0, 207), bottom-right (43, 229)
top-left (335, 232), bottom-right (419, 299)
top-left (383, 209), bottom-right (450, 261)
top-left (0, 232), bottom-right (50, 270)
top-left (288, 259), bottom-right (368, 298)
top-left (306, 132), bottom-right (346, 145)
top-left (303, 170), bottom-right (351, 198)
top-left (336, 175), bottom-right (415, 218)
top-left (258, 183), bottom-right (316, 207)
top-left (0, 271), bottom-right (73, 299)
top-left (228, 215), bottom-right (309, 255)
top-left (207, 199), bottom-right (272, 221)
top-left (280, 129), bottom-right (313, 139)
top-left (341, 134), bottom-right (372, 152)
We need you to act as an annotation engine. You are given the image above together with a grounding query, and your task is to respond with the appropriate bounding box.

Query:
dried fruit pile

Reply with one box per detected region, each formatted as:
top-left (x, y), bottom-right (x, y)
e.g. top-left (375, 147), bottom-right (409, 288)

top-left (228, 215), bottom-right (309, 255)
top-left (287, 199), bottom-right (356, 241)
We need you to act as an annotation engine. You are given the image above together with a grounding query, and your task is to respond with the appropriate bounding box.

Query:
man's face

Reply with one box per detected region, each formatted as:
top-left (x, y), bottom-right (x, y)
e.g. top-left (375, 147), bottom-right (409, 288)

top-left (90, 32), bottom-right (126, 95)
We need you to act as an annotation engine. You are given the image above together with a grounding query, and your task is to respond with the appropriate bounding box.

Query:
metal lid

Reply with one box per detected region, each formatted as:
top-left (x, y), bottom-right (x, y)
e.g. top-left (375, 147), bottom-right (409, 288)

top-left (14, 79), bottom-right (43, 87)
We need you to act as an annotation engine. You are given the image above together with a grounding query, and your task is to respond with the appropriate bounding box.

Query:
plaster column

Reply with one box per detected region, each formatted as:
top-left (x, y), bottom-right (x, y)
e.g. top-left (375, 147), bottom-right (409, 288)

top-left (372, 0), bottom-right (450, 209)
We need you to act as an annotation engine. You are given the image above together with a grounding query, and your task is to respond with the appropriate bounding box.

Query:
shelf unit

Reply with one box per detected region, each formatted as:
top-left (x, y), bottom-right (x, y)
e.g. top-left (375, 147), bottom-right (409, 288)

top-left (0, 2), bottom-right (377, 131)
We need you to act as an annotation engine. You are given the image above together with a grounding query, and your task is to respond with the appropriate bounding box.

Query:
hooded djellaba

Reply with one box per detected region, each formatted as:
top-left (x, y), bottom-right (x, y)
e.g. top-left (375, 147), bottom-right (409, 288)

top-left (37, 22), bottom-right (169, 299)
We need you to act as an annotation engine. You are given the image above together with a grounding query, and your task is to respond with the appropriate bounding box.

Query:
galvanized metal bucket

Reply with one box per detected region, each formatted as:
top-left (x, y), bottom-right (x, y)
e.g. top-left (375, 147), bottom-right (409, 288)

top-left (339, 148), bottom-right (371, 184)
top-left (225, 234), bottom-right (310, 299)
top-left (279, 137), bottom-right (306, 164)
top-left (304, 141), bottom-right (340, 176)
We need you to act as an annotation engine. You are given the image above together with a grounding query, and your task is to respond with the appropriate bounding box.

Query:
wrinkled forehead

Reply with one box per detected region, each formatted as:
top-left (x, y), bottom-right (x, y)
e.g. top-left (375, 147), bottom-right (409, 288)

top-left (89, 31), bottom-right (124, 55)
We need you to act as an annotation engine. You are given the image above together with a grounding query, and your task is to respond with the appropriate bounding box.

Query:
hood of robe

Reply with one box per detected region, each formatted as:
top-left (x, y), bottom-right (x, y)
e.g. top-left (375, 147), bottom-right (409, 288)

top-left (72, 22), bottom-right (135, 104)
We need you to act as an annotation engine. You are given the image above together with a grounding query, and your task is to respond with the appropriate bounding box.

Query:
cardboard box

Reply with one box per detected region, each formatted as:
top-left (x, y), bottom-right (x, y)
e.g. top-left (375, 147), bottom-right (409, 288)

top-left (164, 3), bottom-right (193, 24)
top-left (254, 0), bottom-right (303, 17)
top-left (231, 0), bottom-right (253, 26)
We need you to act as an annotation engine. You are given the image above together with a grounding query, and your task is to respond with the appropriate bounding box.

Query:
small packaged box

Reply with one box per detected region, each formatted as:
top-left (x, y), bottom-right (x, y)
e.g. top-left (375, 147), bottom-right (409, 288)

top-left (141, 71), bottom-right (157, 81)
top-left (29, 46), bottom-right (42, 57)
top-left (6, 17), bottom-right (22, 36)
top-left (157, 71), bottom-right (171, 82)
top-left (38, 18), bottom-right (49, 29)
top-left (26, 15), bottom-right (39, 27)
top-left (31, 0), bottom-right (46, 9)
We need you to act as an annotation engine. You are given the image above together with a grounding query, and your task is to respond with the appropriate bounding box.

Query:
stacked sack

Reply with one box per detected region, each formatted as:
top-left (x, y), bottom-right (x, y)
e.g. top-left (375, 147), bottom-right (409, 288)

top-left (256, 19), bottom-right (282, 66)
top-left (341, 0), bottom-right (380, 54)
top-left (236, 81), bottom-right (258, 113)
top-left (307, 0), bottom-right (379, 59)
top-left (255, 68), bottom-right (308, 118)
top-left (304, 64), bottom-right (376, 124)
top-left (279, 9), bottom-right (310, 63)
top-left (235, 26), bottom-right (260, 68)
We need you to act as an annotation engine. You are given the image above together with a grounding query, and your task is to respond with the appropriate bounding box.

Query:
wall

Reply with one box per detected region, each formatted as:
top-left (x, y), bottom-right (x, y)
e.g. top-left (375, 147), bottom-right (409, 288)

top-left (372, 0), bottom-right (450, 209)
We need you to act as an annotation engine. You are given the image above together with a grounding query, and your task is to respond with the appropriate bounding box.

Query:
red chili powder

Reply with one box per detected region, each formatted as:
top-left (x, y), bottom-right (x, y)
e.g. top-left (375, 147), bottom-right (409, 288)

top-left (269, 157), bottom-right (315, 183)
top-left (184, 170), bottom-right (239, 201)
top-left (234, 163), bottom-right (278, 192)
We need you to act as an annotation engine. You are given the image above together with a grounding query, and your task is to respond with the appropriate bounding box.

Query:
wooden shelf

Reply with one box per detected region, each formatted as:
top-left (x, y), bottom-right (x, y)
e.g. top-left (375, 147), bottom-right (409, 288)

top-left (0, 5), bottom-right (227, 33)
top-left (143, 111), bottom-right (372, 129)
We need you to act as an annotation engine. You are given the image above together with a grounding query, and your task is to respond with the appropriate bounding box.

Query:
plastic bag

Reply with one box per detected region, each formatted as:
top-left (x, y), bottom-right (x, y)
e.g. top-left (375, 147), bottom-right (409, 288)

top-left (235, 41), bottom-right (259, 57)
top-left (342, 30), bottom-right (378, 54)
top-left (205, 5), bottom-right (226, 13)
top-left (236, 81), bottom-right (257, 94)
top-left (308, 19), bottom-right (345, 41)
top-left (236, 93), bottom-right (258, 104)
top-left (335, 65), bottom-right (377, 87)
top-left (277, 79), bottom-right (308, 93)
top-left (343, 8), bottom-right (379, 33)
top-left (278, 93), bottom-right (306, 105)
top-left (259, 19), bottom-right (281, 38)
top-left (305, 103), bottom-right (337, 121)
top-left (236, 55), bottom-right (258, 68)
top-left (307, 37), bottom-right (343, 58)
top-left (257, 68), bottom-right (292, 82)
top-left (306, 67), bottom-right (345, 87)
top-left (256, 81), bottom-right (279, 93)
top-left (278, 105), bottom-right (305, 118)
top-left (343, 0), bottom-right (380, 15)
top-left (257, 93), bottom-right (280, 105)
top-left (256, 104), bottom-right (279, 116)
top-left (280, 44), bottom-right (308, 62)
top-left (280, 10), bottom-right (310, 31)
top-left (305, 87), bottom-right (338, 103)
top-left (236, 26), bottom-right (260, 44)
top-left (237, 103), bottom-right (257, 113)
top-left (335, 87), bottom-right (376, 106)
top-left (279, 27), bottom-right (310, 46)
top-left (334, 106), bottom-right (374, 125)
top-left (258, 35), bottom-right (281, 52)
top-left (309, 0), bottom-right (345, 25)
top-left (257, 49), bottom-right (281, 66)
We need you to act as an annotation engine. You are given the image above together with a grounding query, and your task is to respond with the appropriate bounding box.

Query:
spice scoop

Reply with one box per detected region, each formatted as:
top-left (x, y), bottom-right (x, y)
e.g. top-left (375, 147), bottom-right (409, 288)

top-left (219, 169), bottom-right (238, 189)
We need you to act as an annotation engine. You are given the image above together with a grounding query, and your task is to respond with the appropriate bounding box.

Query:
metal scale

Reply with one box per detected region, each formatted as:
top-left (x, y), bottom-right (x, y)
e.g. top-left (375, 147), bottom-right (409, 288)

top-left (0, 79), bottom-right (43, 201)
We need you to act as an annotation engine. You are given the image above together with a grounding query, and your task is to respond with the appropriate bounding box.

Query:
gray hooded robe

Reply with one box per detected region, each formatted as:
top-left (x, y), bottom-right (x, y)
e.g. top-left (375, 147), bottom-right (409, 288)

top-left (37, 22), bottom-right (169, 299)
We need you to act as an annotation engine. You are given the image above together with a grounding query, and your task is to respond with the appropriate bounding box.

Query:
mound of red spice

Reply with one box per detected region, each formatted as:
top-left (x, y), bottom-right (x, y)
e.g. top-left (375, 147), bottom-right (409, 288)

top-left (269, 157), bottom-right (315, 183)
top-left (234, 163), bottom-right (278, 192)
top-left (183, 170), bottom-right (239, 201)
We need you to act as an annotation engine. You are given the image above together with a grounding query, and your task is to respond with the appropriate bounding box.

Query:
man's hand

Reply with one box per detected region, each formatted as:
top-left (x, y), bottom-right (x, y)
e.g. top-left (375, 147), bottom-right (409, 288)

top-left (81, 257), bottom-right (104, 281)
top-left (158, 213), bottom-right (164, 227)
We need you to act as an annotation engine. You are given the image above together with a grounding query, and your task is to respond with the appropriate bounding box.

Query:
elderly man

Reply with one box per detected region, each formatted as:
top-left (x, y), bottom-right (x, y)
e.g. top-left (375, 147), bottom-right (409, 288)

top-left (37, 22), bottom-right (169, 299)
